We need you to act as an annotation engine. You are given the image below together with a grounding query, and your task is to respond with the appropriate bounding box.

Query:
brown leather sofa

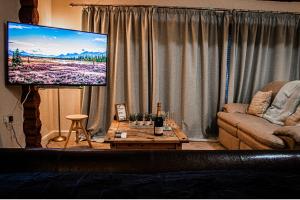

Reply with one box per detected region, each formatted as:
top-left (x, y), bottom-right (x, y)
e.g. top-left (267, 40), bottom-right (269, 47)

top-left (1, 149), bottom-right (300, 198)
top-left (217, 81), bottom-right (288, 150)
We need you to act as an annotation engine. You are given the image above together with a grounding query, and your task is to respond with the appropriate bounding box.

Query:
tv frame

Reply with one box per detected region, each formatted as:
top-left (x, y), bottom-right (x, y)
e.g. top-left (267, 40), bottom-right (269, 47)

top-left (5, 21), bottom-right (109, 87)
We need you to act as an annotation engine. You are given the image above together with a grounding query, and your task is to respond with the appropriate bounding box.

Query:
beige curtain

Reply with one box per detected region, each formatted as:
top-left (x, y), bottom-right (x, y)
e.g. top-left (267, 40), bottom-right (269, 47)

top-left (228, 12), bottom-right (300, 103)
top-left (150, 9), bottom-right (229, 138)
top-left (81, 6), bottom-right (229, 138)
top-left (81, 6), bottom-right (151, 135)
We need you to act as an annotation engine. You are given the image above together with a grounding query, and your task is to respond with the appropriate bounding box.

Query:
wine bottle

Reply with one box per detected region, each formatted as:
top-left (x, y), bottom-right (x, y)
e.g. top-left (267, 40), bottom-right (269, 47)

top-left (154, 102), bottom-right (164, 136)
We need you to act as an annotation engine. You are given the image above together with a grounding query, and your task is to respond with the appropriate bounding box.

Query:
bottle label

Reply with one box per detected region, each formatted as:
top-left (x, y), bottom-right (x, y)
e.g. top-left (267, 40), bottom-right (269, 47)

top-left (155, 127), bottom-right (164, 135)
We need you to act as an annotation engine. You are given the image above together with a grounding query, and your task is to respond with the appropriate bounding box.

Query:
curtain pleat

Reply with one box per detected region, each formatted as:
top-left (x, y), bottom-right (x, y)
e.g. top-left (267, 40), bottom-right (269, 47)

top-left (228, 12), bottom-right (300, 103)
top-left (150, 9), bottom-right (229, 138)
top-left (81, 6), bottom-right (229, 138)
top-left (81, 7), bottom-right (109, 134)
top-left (81, 7), bottom-right (151, 135)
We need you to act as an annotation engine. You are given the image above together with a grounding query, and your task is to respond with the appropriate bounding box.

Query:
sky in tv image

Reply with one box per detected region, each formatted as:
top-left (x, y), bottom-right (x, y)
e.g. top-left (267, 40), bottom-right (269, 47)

top-left (8, 22), bottom-right (107, 57)
top-left (7, 22), bottom-right (107, 85)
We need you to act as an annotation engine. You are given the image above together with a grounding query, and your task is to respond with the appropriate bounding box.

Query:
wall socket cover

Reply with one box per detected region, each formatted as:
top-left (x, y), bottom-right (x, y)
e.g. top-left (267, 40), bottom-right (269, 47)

top-left (3, 115), bottom-right (13, 123)
top-left (8, 116), bottom-right (13, 122)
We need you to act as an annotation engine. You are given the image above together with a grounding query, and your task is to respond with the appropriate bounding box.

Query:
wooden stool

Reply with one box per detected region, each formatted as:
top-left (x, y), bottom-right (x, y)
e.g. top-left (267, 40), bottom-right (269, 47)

top-left (64, 114), bottom-right (92, 148)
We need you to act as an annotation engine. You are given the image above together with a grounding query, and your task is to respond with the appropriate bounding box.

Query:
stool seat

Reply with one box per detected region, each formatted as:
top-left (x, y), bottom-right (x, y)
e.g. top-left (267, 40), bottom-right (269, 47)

top-left (66, 114), bottom-right (88, 120)
top-left (64, 114), bottom-right (92, 148)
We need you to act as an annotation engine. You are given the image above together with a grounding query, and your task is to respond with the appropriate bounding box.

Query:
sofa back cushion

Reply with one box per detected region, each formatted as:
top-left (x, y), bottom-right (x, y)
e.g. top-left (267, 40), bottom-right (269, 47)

top-left (261, 81), bottom-right (287, 102)
top-left (247, 91), bottom-right (272, 117)
top-left (263, 81), bottom-right (300, 125)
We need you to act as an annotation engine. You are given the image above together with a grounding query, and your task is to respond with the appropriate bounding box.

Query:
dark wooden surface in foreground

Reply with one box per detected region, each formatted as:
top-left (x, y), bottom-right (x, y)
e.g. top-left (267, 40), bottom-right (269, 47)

top-left (0, 149), bottom-right (300, 198)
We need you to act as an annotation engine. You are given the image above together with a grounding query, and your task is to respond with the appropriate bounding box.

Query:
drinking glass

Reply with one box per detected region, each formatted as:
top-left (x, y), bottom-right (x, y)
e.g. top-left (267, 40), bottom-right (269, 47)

top-left (169, 112), bottom-right (175, 127)
top-left (164, 111), bottom-right (170, 127)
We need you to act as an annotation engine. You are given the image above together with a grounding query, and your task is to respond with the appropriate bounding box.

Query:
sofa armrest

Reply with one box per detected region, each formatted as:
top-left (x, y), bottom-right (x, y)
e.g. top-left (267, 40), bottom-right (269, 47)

top-left (273, 126), bottom-right (300, 150)
top-left (273, 126), bottom-right (300, 143)
top-left (222, 103), bottom-right (249, 114)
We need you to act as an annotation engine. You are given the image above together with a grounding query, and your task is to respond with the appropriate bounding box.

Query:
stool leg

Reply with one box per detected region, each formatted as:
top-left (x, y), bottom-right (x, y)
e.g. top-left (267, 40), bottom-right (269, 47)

top-left (64, 121), bottom-right (74, 148)
top-left (79, 121), bottom-right (92, 148)
top-left (75, 121), bottom-right (79, 144)
top-left (75, 130), bottom-right (79, 144)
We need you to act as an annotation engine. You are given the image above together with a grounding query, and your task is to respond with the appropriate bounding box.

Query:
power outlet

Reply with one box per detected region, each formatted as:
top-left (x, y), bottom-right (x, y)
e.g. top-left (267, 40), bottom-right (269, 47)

top-left (3, 115), bottom-right (13, 124)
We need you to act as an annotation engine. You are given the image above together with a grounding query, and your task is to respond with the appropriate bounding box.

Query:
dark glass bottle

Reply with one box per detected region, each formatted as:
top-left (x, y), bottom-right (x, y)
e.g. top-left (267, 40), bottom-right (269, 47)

top-left (154, 102), bottom-right (164, 136)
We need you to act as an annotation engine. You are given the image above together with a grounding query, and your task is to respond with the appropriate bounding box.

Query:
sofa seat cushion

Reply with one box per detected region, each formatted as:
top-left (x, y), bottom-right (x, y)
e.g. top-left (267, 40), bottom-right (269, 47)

top-left (218, 112), bottom-right (285, 149)
top-left (237, 116), bottom-right (285, 149)
top-left (237, 131), bottom-right (273, 150)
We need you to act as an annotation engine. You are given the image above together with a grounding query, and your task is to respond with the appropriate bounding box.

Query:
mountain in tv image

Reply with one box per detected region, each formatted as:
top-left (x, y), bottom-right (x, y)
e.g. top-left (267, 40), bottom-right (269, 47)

top-left (8, 50), bottom-right (107, 59)
top-left (7, 22), bottom-right (108, 85)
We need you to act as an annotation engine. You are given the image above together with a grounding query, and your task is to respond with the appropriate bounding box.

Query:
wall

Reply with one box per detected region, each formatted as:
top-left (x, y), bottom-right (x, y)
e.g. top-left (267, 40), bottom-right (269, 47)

top-left (38, 0), bottom-right (52, 26)
top-left (0, 0), bottom-right (25, 147)
top-left (52, 0), bottom-right (300, 30)
top-left (39, 88), bottom-right (82, 144)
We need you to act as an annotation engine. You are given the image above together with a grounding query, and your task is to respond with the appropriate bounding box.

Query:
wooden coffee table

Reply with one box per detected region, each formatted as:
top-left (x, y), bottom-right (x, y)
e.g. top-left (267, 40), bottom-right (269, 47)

top-left (104, 120), bottom-right (189, 150)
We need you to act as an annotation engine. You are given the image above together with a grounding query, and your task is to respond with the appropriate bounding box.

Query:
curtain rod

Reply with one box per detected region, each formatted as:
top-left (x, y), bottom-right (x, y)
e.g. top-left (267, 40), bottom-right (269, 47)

top-left (69, 3), bottom-right (300, 15)
top-left (69, 3), bottom-right (227, 12)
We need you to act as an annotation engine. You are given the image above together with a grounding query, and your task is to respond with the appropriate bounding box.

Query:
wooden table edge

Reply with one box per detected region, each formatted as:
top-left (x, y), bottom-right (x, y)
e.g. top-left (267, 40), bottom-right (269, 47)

top-left (104, 120), bottom-right (189, 144)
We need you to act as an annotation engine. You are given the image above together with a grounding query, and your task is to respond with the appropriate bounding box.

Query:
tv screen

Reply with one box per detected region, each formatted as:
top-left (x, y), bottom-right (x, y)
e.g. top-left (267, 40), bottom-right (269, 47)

top-left (6, 22), bottom-right (107, 86)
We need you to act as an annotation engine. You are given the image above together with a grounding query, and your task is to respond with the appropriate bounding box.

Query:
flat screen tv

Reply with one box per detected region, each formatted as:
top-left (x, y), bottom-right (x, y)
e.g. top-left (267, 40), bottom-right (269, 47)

top-left (6, 21), bottom-right (108, 86)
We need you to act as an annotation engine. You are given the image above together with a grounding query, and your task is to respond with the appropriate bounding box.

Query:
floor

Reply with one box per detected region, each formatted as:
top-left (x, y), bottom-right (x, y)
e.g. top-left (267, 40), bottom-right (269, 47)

top-left (45, 136), bottom-right (225, 150)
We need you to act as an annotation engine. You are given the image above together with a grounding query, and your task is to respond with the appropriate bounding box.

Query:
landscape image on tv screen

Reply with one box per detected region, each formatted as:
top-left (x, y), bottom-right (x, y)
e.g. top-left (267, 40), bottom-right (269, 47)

top-left (7, 22), bottom-right (107, 85)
